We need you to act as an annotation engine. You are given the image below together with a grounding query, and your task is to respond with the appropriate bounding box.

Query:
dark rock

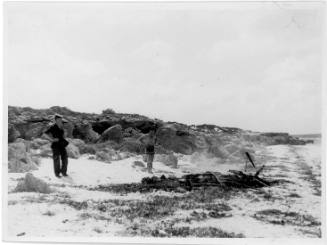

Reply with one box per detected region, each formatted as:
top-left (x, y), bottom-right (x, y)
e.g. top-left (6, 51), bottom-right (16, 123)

top-left (91, 120), bottom-right (115, 135)
top-left (92, 118), bottom-right (158, 135)
top-left (123, 127), bottom-right (141, 138)
top-left (72, 122), bottom-right (99, 142)
top-left (98, 124), bottom-right (123, 143)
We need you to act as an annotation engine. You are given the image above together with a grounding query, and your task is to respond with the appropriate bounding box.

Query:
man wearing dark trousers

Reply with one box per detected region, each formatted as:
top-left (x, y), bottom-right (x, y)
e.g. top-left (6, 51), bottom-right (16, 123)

top-left (43, 114), bottom-right (69, 178)
top-left (138, 129), bottom-right (156, 173)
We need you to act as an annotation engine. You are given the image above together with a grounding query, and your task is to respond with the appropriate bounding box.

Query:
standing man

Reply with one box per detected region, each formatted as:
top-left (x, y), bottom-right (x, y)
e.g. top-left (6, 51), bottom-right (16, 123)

top-left (138, 129), bottom-right (156, 173)
top-left (43, 114), bottom-right (69, 178)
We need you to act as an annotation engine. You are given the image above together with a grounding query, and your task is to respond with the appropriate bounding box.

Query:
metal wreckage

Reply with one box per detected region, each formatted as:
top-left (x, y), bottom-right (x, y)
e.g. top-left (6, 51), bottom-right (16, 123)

top-left (93, 152), bottom-right (278, 193)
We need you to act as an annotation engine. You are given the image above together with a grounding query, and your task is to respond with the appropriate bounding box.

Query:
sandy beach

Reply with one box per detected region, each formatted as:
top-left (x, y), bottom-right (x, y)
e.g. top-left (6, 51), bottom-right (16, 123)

top-left (6, 139), bottom-right (321, 238)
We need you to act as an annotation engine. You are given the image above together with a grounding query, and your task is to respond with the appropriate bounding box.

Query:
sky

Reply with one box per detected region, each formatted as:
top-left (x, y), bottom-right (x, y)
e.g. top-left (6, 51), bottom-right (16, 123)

top-left (5, 2), bottom-right (324, 134)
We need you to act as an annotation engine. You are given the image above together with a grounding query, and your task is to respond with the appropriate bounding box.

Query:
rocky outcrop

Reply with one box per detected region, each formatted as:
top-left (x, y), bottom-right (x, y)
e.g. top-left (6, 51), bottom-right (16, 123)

top-left (92, 117), bottom-right (159, 135)
top-left (97, 124), bottom-right (123, 143)
top-left (8, 105), bottom-right (309, 164)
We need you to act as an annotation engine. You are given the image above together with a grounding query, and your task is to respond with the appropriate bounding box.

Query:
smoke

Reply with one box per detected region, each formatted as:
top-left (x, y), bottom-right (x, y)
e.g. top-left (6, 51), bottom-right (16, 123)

top-left (183, 141), bottom-right (259, 173)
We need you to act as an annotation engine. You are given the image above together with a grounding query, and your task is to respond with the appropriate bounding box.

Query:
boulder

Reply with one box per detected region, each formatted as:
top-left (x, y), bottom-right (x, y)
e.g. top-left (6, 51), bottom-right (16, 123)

top-left (72, 122), bottom-right (100, 143)
top-left (25, 122), bottom-right (48, 139)
top-left (14, 173), bottom-right (53, 194)
top-left (14, 121), bottom-right (49, 140)
top-left (66, 144), bottom-right (80, 159)
top-left (155, 153), bottom-right (178, 168)
top-left (92, 118), bottom-right (158, 135)
top-left (8, 124), bottom-right (20, 143)
top-left (8, 141), bottom-right (38, 173)
top-left (123, 127), bottom-right (141, 138)
top-left (98, 124), bottom-right (123, 143)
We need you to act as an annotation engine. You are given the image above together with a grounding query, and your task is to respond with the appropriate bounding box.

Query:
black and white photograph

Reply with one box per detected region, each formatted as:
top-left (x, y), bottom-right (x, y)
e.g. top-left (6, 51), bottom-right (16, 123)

top-left (2, 0), bottom-right (326, 242)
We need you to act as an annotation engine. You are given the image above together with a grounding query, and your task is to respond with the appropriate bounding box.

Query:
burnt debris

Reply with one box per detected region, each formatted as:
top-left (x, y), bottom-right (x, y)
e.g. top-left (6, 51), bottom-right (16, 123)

top-left (91, 166), bottom-right (277, 193)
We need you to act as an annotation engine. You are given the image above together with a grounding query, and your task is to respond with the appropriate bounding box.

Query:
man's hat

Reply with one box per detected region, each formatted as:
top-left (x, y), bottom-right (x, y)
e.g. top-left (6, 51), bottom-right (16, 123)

top-left (54, 114), bottom-right (68, 123)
